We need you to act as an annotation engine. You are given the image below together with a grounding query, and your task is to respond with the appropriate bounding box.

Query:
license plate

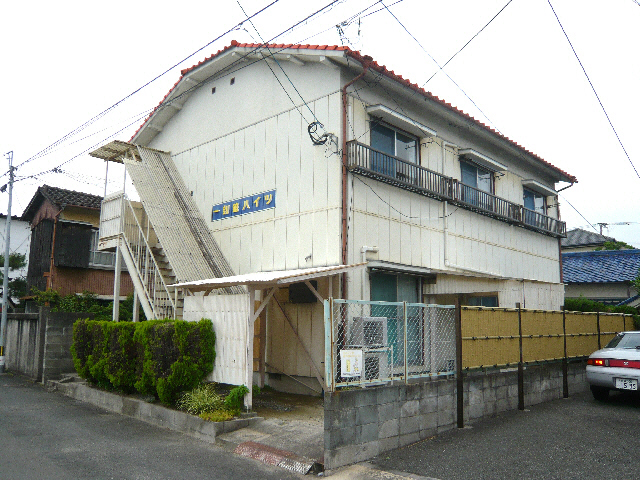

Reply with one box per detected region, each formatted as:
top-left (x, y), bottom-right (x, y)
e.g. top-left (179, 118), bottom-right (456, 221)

top-left (615, 378), bottom-right (638, 391)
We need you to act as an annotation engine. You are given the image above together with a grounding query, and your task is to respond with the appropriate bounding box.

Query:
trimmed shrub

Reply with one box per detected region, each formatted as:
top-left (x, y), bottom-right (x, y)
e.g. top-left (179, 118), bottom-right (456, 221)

top-left (224, 385), bottom-right (249, 413)
top-left (71, 318), bottom-right (215, 404)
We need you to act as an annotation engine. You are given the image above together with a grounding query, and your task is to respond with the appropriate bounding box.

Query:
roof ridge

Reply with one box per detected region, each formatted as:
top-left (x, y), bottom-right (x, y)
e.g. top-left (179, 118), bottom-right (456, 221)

top-left (130, 41), bottom-right (576, 183)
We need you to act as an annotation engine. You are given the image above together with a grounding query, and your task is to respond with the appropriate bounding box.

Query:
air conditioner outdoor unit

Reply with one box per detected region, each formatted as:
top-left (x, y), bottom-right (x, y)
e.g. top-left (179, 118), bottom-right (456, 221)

top-left (346, 316), bottom-right (388, 347)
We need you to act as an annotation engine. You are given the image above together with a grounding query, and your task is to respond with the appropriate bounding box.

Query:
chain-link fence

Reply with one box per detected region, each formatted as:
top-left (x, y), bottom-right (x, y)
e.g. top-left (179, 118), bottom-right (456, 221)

top-left (324, 299), bottom-right (456, 391)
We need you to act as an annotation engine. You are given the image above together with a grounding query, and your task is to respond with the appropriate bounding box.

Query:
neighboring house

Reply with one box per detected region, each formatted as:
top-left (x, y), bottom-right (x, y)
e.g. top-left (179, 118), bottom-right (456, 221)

top-left (561, 228), bottom-right (615, 252)
top-left (22, 185), bottom-right (133, 299)
top-left (562, 249), bottom-right (640, 306)
top-left (0, 214), bottom-right (31, 278)
top-left (91, 41), bottom-right (576, 393)
top-left (0, 214), bottom-right (32, 304)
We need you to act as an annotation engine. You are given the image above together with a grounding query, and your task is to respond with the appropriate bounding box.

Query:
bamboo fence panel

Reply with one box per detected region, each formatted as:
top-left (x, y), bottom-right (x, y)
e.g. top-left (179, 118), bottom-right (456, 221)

top-left (599, 314), bottom-right (627, 347)
top-left (521, 310), bottom-right (564, 363)
top-left (564, 312), bottom-right (598, 358)
top-left (461, 307), bottom-right (519, 369)
top-left (460, 307), bottom-right (633, 370)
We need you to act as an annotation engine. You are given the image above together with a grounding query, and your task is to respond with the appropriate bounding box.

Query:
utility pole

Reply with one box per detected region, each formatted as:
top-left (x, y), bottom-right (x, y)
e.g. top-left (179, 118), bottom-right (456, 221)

top-left (0, 151), bottom-right (15, 373)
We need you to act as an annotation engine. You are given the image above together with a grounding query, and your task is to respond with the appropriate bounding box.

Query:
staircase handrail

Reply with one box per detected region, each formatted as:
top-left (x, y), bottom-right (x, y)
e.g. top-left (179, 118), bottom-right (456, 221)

top-left (121, 195), bottom-right (177, 318)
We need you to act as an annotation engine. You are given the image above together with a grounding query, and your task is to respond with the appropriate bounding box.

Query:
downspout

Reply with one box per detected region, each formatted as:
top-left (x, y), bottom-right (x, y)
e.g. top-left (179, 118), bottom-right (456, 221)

top-left (361, 246), bottom-right (378, 300)
top-left (48, 205), bottom-right (65, 290)
top-left (556, 181), bottom-right (574, 289)
top-left (341, 55), bottom-right (372, 299)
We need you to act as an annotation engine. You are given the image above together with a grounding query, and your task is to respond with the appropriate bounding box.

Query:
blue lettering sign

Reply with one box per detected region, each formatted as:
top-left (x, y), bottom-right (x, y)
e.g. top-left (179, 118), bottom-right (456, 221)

top-left (212, 189), bottom-right (276, 221)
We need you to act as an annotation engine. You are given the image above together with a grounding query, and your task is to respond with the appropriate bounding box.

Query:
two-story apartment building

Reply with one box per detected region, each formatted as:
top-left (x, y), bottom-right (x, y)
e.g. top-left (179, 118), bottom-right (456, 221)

top-left (91, 41), bottom-right (576, 393)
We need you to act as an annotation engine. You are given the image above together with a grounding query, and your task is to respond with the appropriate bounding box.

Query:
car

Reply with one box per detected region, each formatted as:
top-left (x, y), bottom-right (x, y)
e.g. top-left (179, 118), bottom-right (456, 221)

top-left (586, 331), bottom-right (640, 401)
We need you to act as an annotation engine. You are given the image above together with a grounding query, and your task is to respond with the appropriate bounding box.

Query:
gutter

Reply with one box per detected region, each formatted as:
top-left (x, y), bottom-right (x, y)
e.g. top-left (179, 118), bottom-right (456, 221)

top-left (341, 55), bottom-right (372, 299)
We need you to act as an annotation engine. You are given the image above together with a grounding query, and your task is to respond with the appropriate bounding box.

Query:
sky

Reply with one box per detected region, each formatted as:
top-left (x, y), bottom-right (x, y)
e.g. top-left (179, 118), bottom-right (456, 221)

top-left (1, 0), bottom-right (639, 246)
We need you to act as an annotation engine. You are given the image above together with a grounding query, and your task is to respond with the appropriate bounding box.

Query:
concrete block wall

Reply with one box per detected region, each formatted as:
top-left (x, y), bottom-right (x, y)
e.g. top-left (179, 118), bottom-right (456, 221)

top-left (4, 313), bottom-right (42, 379)
top-left (41, 311), bottom-right (94, 382)
top-left (324, 361), bottom-right (589, 471)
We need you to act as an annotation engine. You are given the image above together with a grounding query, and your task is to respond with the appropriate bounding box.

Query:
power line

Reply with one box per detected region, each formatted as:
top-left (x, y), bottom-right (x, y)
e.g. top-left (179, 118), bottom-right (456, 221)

top-left (558, 193), bottom-right (597, 232)
top-left (9, 0), bottom-right (285, 174)
top-left (380, 0), bottom-right (502, 135)
top-left (422, 0), bottom-right (515, 87)
top-left (236, 0), bottom-right (319, 125)
top-left (8, 1), bottom-right (350, 185)
top-left (547, 0), bottom-right (639, 179)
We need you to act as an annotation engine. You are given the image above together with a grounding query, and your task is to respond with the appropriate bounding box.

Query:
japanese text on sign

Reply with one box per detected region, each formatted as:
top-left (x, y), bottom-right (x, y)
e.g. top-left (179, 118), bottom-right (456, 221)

top-left (212, 189), bottom-right (276, 221)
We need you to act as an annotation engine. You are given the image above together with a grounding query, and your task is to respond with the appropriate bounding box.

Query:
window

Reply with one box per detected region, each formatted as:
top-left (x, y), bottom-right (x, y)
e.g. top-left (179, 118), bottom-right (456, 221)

top-left (370, 122), bottom-right (419, 179)
top-left (460, 161), bottom-right (492, 193)
top-left (466, 295), bottom-right (498, 307)
top-left (89, 230), bottom-right (116, 268)
top-left (523, 188), bottom-right (546, 228)
top-left (460, 161), bottom-right (494, 210)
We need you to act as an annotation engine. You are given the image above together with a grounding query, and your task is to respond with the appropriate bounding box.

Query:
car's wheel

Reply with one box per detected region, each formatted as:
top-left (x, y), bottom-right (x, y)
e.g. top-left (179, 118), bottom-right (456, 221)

top-left (590, 386), bottom-right (609, 401)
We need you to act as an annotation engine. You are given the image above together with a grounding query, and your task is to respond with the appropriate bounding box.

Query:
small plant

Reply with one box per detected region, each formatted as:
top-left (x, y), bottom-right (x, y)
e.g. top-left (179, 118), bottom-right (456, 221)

top-left (224, 385), bottom-right (249, 413)
top-left (177, 383), bottom-right (223, 415)
top-left (200, 410), bottom-right (235, 422)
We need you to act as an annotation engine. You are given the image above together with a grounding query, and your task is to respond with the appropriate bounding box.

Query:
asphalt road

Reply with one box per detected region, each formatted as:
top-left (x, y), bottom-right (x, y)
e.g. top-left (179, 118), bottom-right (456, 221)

top-left (372, 389), bottom-right (640, 480)
top-left (0, 373), bottom-right (300, 480)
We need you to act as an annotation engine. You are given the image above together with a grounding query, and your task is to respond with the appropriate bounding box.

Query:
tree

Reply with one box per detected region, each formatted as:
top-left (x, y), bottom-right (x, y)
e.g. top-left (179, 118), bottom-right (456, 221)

top-left (0, 253), bottom-right (27, 303)
top-left (595, 240), bottom-right (635, 251)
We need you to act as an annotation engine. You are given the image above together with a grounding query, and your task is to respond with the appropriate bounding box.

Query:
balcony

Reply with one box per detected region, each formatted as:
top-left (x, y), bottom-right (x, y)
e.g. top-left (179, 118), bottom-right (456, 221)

top-left (346, 140), bottom-right (566, 238)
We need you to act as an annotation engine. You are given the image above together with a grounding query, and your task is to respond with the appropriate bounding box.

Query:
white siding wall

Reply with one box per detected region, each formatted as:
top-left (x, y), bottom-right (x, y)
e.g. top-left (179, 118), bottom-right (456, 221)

top-left (183, 294), bottom-right (250, 386)
top-left (150, 62), bottom-right (344, 275)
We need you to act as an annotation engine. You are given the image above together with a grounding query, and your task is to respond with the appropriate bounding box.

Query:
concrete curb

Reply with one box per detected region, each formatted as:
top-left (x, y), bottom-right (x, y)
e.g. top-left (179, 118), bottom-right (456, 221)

top-left (48, 379), bottom-right (263, 444)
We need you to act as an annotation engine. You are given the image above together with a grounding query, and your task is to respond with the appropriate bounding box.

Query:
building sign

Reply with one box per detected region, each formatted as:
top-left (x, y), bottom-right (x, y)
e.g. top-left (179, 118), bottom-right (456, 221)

top-left (341, 349), bottom-right (363, 378)
top-left (212, 189), bottom-right (276, 221)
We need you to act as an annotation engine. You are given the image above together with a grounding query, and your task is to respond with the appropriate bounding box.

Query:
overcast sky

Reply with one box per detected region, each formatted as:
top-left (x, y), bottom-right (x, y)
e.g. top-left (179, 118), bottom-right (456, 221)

top-left (1, 0), bottom-right (638, 246)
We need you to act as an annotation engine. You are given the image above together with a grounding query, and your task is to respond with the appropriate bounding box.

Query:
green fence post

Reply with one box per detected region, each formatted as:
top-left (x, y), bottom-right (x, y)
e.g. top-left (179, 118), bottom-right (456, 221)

top-left (456, 295), bottom-right (464, 428)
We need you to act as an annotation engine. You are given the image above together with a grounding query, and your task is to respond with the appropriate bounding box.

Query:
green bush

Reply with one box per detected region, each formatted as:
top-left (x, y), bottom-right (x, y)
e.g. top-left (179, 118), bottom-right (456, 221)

top-left (71, 318), bottom-right (215, 403)
top-left (224, 385), bottom-right (249, 413)
top-left (177, 383), bottom-right (223, 415)
top-left (200, 410), bottom-right (235, 422)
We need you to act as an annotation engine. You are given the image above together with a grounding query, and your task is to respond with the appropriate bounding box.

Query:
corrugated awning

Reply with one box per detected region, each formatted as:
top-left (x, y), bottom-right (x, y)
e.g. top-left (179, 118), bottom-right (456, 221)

top-left (169, 263), bottom-right (365, 292)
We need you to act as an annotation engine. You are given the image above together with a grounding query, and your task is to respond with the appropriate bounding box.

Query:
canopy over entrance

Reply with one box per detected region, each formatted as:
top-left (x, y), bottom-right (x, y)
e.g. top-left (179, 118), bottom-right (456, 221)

top-left (170, 264), bottom-right (365, 410)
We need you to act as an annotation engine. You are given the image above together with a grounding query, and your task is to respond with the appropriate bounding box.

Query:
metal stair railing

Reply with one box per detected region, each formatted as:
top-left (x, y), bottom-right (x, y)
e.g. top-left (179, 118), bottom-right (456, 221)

top-left (117, 194), bottom-right (178, 319)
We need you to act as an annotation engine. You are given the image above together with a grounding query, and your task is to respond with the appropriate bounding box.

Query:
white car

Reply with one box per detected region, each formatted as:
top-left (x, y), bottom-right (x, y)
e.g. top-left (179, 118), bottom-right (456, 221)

top-left (586, 331), bottom-right (640, 401)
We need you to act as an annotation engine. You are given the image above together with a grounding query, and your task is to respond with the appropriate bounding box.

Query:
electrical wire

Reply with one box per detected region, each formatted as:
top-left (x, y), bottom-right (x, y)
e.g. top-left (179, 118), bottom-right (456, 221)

top-left (547, 0), bottom-right (639, 179)
top-left (380, 0), bottom-right (502, 135)
top-left (422, 0), bottom-right (515, 87)
top-left (558, 193), bottom-right (597, 232)
top-left (8, 0), bottom-right (349, 186)
top-left (9, 0), bottom-right (285, 174)
top-left (237, 0), bottom-right (320, 125)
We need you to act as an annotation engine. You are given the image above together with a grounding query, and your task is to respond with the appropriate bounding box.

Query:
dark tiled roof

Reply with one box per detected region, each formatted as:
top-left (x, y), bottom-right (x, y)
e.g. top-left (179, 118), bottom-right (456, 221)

top-left (562, 249), bottom-right (640, 284)
top-left (131, 41), bottom-right (577, 184)
top-left (561, 228), bottom-right (615, 248)
top-left (22, 185), bottom-right (102, 221)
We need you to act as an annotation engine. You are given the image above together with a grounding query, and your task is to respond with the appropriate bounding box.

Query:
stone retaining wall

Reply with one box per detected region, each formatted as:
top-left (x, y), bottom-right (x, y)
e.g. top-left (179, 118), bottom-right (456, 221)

top-left (324, 361), bottom-right (588, 471)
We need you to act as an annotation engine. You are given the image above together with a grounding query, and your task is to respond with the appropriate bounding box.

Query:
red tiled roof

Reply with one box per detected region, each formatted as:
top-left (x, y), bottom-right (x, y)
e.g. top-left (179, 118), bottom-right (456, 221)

top-left (131, 40), bottom-right (577, 183)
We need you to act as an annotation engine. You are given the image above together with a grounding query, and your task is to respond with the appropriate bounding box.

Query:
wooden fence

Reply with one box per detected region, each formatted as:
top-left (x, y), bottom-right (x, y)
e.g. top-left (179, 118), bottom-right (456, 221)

top-left (461, 307), bottom-right (633, 370)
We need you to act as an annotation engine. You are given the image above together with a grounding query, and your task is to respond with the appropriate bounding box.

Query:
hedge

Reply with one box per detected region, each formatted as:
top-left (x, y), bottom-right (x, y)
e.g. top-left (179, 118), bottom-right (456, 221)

top-left (71, 318), bottom-right (215, 405)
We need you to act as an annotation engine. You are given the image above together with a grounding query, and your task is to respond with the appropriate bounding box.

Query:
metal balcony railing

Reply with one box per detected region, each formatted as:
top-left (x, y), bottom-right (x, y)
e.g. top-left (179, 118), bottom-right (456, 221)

top-left (346, 141), bottom-right (453, 200)
top-left (346, 140), bottom-right (566, 237)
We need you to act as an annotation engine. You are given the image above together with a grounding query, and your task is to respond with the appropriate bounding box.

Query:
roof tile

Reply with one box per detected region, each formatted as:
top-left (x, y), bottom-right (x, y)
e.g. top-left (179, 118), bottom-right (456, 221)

top-left (130, 41), bottom-right (577, 182)
top-left (562, 249), bottom-right (640, 283)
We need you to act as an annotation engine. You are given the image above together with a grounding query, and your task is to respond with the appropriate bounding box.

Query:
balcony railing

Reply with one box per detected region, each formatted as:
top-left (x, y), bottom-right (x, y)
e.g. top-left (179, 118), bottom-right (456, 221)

top-left (347, 141), bottom-right (453, 200)
top-left (346, 140), bottom-right (566, 237)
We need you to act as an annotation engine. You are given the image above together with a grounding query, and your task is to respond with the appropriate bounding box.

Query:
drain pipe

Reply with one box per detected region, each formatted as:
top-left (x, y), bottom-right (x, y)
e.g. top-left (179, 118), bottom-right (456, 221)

top-left (341, 55), bottom-right (373, 299)
top-left (360, 246), bottom-right (378, 299)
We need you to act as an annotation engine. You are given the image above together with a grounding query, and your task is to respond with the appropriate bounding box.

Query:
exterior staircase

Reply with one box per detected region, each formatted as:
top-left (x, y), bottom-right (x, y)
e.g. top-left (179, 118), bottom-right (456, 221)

top-left (93, 142), bottom-right (242, 320)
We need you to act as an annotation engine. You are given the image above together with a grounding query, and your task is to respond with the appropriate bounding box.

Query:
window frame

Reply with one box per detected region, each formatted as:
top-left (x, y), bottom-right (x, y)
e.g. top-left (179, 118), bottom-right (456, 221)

top-left (460, 159), bottom-right (494, 194)
top-left (370, 120), bottom-right (420, 165)
top-left (523, 187), bottom-right (547, 214)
